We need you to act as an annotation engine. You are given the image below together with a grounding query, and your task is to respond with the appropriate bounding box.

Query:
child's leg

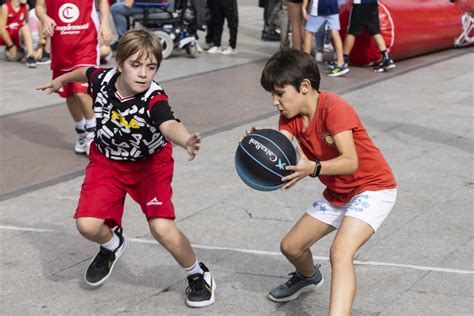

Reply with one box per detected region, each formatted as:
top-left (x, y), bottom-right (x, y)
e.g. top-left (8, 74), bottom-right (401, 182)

top-left (328, 216), bottom-right (374, 316)
top-left (75, 92), bottom-right (95, 121)
top-left (330, 29), bottom-right (344, 66)
top-left (19, 24), bottom-right (35, 57)
top-left (148, 217), bottom-right (196, 268)
top-left (288, 2), bottom-right (304, 50)
top-left (281, 213), bottom-right (335, 277)
top-left (303, 30), bottom-right (314, 55)
top-left (342, 33), bottom-right (355, 56)
top-left (76, 217), bottom-right (112, 244)
top-left (66, 95), bottom-right (85, 123)
top-left (372, 33), bottom-right (387, 52)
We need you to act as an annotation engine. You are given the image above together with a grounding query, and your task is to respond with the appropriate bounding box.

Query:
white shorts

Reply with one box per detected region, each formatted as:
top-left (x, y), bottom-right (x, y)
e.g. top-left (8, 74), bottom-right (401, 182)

top-left (306, 189), bottom-right (397, 232)
top-left (305, 14), bottom-right (340, 33)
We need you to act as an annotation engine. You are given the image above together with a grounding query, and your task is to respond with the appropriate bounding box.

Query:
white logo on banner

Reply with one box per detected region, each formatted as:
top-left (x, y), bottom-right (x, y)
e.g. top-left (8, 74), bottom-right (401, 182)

top-left (58, 3), bottom-right (79, 23)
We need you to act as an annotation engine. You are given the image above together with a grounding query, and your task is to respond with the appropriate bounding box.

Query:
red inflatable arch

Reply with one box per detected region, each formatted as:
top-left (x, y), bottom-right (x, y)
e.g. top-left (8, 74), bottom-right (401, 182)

top-left (339, 0), bottom-right (465, 65)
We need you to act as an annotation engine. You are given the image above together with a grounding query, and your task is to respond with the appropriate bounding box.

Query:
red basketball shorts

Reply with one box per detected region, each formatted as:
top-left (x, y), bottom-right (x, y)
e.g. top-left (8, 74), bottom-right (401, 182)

top-left (53, 70), bottom-right (89, 98)
top-left (75, 142), bottom-right (175, 228)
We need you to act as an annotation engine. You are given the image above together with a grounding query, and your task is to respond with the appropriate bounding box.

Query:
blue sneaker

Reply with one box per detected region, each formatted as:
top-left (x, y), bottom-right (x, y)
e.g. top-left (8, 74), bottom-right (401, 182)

top-left (328, 64), bottom-right (350, 77)
top-left (268, 264), bottom-right (323, 302)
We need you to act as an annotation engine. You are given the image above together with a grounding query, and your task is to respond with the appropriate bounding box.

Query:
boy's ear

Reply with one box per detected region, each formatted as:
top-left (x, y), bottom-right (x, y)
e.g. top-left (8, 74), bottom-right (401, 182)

top-left (300, 79), bottom-right (312, 94)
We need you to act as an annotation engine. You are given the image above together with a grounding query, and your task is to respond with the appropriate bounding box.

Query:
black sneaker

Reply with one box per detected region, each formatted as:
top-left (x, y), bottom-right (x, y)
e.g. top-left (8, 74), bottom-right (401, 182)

top-left (186, 262), bottom-right (216, 307)
top-left (268, 264), bottom-right (323, 302)
top-left (373, 58), bottom-right (396, 73)
top-left (85, 227), bottom-right (128, 287)
top-left (326, 60), bottom-right (337, 70)
top-left (36, 51), bottom-right (51, 65)
top-left (261, 31), bottom-right (280, 41)
top-left (25, 55), bottom-right (37, 68)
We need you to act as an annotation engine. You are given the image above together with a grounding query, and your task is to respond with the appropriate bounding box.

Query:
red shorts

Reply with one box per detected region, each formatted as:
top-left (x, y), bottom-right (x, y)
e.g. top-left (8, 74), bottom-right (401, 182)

top-left (75, 142), bottom-right (175, 228)
top-left (53, 70), bottom-right (89, 98)
top-left (0, 28), bottom-right (21, 47)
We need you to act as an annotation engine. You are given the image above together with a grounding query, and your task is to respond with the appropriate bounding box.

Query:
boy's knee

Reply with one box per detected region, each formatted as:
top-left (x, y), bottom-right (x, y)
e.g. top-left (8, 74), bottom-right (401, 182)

top-left (329, 243), bottom-right (354, 266)
top-left (149, 218), bottom-right (175, 242)
top-left (76, 218), bottom-right (103, 239)
top-left (280, 237), bottom-right (302, 259)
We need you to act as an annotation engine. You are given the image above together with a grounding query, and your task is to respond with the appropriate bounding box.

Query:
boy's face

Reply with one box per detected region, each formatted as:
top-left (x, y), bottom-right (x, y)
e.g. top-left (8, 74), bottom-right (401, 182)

top-left (271, 84), bottom-right (305, 119)
top-left (117, 51), bottom-right (158, 95)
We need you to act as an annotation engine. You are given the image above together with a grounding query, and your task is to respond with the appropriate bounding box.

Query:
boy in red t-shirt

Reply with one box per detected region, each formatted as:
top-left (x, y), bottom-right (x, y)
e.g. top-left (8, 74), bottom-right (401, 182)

top-left (0, 0), bottom-right (37, 67)
top-left (247, 49), bottom-right (397, 314)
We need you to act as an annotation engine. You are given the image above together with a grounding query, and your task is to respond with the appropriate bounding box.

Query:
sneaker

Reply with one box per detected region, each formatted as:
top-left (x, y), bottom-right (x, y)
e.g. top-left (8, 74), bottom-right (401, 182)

top-left (74, 127), bottom-right (87, 154)
top-left (222, 47), bottom-right (237, 55)
top-left (84, 126), bottom-right (96, 156)
top-left (206, 46), bottom-right (222, 54)
top-left (85, 227), bottom-right (128, 287)
top-left (36, 51), bottom-right (51, 65)
top-left (315, 51), bottom-right (323, 62)
top-left (186, 262), bottom-right (216, 307)
top-left (373, 59), bottom-right (396, 73)
top-left (268, 264), bottom-right (323, 303)
top-left (25, 55), bottom-right (37, 68)
top-left (261, 31), bottom-right (280, 41)
top-left (203, 42), bottom-right (214, 50)
top-left (326, 60), bottom-right (337, 70)
top-left (328, 64), bottom-right (350, 77)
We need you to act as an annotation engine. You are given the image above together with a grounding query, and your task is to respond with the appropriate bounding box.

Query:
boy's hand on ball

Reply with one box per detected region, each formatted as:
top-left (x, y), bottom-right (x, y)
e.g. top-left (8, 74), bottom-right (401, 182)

top-left (281, 145), bottom-right (313, 190)
top-left (239, 126), bottom-right (262, 142)
top-left (185, 133), bottom-right (201, 160)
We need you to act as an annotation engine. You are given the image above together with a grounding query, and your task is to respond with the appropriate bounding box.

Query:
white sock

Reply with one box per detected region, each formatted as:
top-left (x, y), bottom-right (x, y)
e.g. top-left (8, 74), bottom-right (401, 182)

top-left (75, 118), bottom-right (86, 131)
top-left (185, 258), bottom-right (203, 276)
top-left (101, 231), bottom-right (120, 251)
top-left (85, 118), bottom-right (96, 130)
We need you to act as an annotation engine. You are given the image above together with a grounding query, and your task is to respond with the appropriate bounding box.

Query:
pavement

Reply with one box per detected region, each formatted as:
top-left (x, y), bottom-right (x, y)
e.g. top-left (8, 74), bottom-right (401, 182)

top-left (0, 1), bottom-right (473, 315)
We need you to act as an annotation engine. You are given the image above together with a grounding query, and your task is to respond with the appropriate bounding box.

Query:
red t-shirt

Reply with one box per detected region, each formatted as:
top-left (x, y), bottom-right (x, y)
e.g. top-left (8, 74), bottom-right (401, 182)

top-left (46, 0), bottom-right (100, 71)
top-left (279, 91), bottom-right (396, 206)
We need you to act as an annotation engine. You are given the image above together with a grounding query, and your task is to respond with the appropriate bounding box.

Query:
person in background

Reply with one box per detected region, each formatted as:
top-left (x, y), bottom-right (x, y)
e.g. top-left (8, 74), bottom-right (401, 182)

top-left (206, 0), bottom-right (239, 55)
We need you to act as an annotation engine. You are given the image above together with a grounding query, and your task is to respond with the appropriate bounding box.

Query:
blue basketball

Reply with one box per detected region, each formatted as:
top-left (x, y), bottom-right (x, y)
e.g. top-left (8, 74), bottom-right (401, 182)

top-left (235, 129), bottom-right (297, 191)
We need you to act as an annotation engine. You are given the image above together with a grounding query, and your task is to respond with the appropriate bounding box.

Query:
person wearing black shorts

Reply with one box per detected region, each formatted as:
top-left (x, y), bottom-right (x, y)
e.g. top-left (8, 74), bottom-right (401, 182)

top-left (342, 0), bottom-right (396, 72)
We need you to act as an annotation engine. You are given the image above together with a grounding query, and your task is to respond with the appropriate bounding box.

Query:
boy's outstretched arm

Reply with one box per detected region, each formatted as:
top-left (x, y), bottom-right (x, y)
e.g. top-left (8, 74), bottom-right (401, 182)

top-left (159, 120), bottom-right (201, 161)
top-left (36, 68), bottom-right (88, 94)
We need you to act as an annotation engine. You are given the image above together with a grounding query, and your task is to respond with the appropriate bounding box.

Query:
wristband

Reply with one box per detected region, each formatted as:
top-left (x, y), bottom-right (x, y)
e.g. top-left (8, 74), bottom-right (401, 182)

top-left (309, 159), bottom-right (321, 178)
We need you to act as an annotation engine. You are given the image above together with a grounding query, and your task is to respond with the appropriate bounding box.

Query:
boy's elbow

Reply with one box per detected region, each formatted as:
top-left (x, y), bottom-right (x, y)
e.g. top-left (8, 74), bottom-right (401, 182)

top-left (350, 158), bottom-right (359, 173)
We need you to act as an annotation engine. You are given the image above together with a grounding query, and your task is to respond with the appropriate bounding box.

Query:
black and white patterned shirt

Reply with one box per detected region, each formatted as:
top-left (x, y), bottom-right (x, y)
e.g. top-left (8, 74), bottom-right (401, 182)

top-left (86, 67), bottom-right (177, 161)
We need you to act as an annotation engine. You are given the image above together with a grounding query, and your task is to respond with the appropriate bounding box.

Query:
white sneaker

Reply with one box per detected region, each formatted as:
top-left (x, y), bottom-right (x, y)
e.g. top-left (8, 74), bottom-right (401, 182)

top-left (206, 46), bottom-right (222, 54)
top-left (203, 42), bottom-right (214, 50)
top-left (74, 128), bottom-right (87, 154)
top-left (222, 47), bottom-right (238, 55)
top-left (315, 51), bottom-right (323, 62)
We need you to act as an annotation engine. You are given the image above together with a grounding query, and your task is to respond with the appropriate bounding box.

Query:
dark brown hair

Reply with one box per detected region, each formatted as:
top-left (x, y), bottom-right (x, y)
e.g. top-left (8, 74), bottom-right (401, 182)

top-left (261, 49), bottom-right (320, 93)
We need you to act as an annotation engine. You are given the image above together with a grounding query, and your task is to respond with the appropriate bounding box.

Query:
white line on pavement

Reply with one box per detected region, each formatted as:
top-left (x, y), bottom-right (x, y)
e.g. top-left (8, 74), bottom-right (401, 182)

top-left (2, 225), bottom-right (472, 275)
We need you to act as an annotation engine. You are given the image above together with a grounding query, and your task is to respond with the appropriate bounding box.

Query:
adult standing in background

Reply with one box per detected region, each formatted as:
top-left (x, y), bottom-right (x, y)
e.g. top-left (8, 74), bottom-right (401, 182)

top-left (261, 0), bottom-right (281, 41)
top-left (288, 0), bottom-right (304, 49)
top-left (206, 0), bottom-right (239, 55)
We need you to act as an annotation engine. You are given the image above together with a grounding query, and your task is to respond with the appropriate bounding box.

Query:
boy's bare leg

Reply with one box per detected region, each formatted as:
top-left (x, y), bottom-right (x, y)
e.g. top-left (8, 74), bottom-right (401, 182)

top-left (280, 213), bottom-right (335, 277)
top-left (372, 33), bottom-right (387, 52)
top-left (76, 217), bottom-right (113, 244)
top-left (330, 29), bottom-right (344, 65)
top-left (329, 216), bottom-right (374, 316)
top-left (342, 33), bottom-right (356, 56)
top-left (75, 92), bottom-right (95, 120)
top-left (20, 25), bottom-right (35, 56)
top-left (303, 30), bottom-right (314, 55)
top-left (66, 95), bottom-right (85, 123)
top-left (148, 218), bottom-right (196, 268)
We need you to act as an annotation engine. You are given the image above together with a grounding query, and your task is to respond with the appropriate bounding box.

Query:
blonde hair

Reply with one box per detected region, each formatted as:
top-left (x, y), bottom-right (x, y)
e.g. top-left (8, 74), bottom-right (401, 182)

top-left (115, 29), bottom-right (163, 68)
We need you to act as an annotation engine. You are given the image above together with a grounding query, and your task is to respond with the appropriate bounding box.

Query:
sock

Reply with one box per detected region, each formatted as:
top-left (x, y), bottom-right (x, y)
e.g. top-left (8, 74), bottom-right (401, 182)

top-left (101, 231), bottom-right (120, 251)
top-left (185, 258), bottom-right (204, 276)
top-left (380, 50), bottom-right (389, 61)
top-left (85, 118), bottom-right (96, 130)
top-left (75, 118), bottom-right (86, 131)
top-left (343, 54), bottom-right (349, 63)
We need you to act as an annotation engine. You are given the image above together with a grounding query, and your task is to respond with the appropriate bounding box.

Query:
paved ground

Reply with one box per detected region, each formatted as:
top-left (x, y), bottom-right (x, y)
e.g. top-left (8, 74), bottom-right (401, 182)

top-left (0, 2), bottom-right (473, 315)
